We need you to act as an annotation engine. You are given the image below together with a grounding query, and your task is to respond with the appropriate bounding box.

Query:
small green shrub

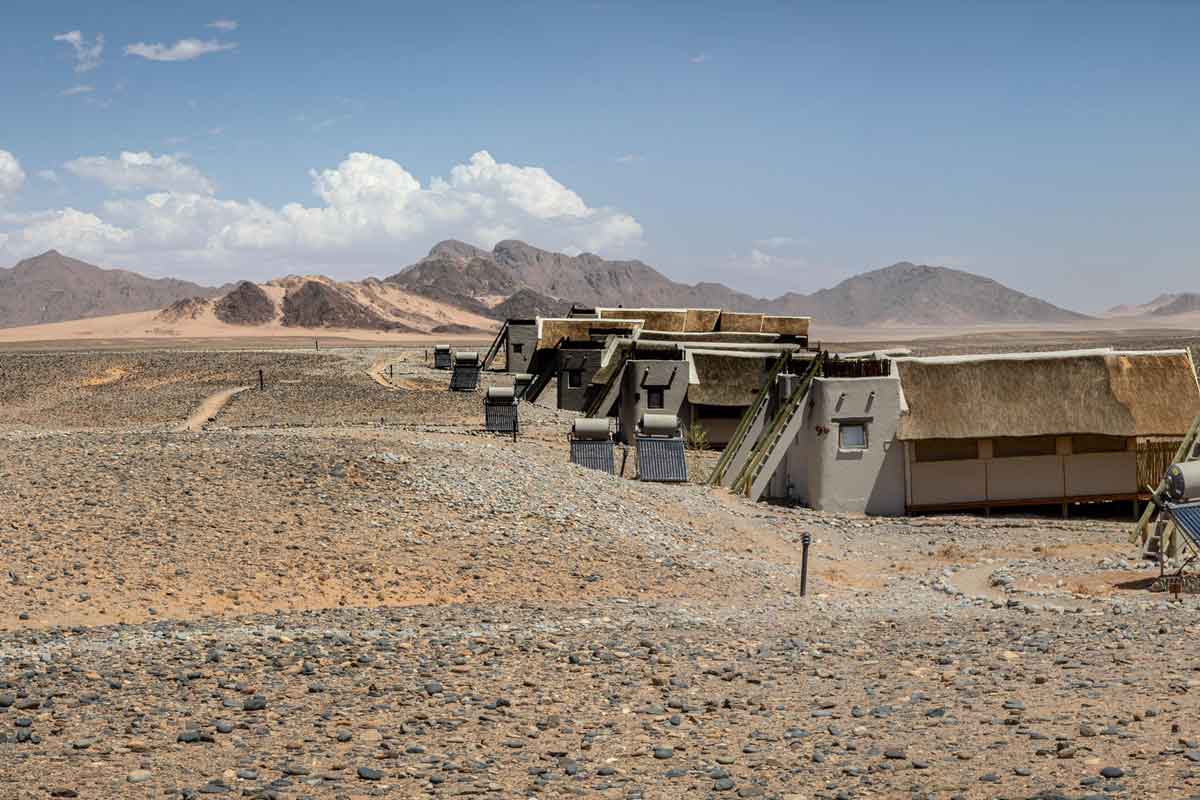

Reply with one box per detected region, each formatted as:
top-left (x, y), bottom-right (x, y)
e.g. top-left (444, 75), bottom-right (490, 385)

top-left (684, 422), bottom-right (710, 451)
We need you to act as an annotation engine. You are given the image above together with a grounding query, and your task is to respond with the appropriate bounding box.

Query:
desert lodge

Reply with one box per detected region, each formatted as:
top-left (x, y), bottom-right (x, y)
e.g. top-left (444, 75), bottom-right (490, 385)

top-left (466, 306), bottom-right (1200, 517)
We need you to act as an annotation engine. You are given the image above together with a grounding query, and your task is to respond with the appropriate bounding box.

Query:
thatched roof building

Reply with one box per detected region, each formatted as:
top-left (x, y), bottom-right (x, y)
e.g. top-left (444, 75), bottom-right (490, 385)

top-left (895, 348), bottom-right (1200, 441)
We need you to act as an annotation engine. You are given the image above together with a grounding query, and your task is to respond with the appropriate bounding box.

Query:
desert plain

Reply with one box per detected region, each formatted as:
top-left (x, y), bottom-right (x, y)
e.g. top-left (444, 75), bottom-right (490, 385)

top-left (2, 324), bottom-right (1200, 800)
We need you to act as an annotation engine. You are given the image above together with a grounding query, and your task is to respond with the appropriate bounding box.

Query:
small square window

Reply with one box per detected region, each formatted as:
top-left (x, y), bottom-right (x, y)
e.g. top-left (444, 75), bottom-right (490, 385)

top-left (512, 343), bottom-right (524, 354)
top-left (838, 422), bottom-right (867, 450)
top-left (567, 369), bottom-right (583, 388)
top-left (647, 388), bottom-right (665, 409)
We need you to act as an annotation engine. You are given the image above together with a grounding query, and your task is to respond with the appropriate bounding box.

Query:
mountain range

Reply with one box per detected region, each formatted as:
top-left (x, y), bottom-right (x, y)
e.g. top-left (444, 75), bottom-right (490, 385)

top-left (1105, 293), bottom-right (1200, 318)
top-left (5, 242), bottom-right (1186, 334)
top-left (387, 240), bottom-right (1089, 326)
top-left (0, 250), bottom-right (223, 328)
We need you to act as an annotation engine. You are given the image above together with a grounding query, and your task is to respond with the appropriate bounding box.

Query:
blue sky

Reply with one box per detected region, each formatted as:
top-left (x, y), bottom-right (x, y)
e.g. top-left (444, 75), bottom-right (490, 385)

top-left (1, 1), bottom-right (1197, 311)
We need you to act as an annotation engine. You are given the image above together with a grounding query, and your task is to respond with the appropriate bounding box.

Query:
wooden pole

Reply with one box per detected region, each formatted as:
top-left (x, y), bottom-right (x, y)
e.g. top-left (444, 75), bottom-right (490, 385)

top-left (258, 369), bottom-right (264, 391)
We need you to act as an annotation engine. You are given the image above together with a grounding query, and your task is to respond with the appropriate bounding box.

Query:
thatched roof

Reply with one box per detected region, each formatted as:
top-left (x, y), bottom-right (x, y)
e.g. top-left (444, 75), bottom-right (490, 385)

top-left (536, 318), bottom-right (643, 350)
top-left (761, 315), bottom-right (810, 336)
top-left (593, 307), bottom-right (809, 336)
top-left (596, 308), bottom-right (689, 332)
top-left (686, 350), bottom-right (773, 406)
top-left (716, 311), bottom-right (764, 332)
top-left (685, 309), bottom-right (722, 331)
top-left (895, 349), bottom-right (1200, 440)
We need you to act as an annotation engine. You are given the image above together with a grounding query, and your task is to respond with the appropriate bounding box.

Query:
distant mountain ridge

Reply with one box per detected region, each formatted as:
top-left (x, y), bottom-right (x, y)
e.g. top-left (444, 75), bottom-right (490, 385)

top-left (1, 243), bottom-right (1095, 332)
top-left (1153, 294), bottom-right (1200, 316)
top-left (0, 250), bottom-right (222, 329)
top-left (387, 240), bottom-right (1090, 326)
top-left (1106, 293), bottom-right (1200, 318)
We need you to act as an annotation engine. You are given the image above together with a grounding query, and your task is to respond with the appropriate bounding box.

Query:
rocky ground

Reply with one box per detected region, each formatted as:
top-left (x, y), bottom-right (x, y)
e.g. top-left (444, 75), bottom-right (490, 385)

top-left (1, 346), bottom-right (1198, 799)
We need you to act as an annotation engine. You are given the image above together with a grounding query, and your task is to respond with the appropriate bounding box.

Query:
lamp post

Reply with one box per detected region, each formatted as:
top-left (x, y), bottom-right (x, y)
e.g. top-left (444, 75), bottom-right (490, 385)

top-left (800, 532), bottom-right (811, 597)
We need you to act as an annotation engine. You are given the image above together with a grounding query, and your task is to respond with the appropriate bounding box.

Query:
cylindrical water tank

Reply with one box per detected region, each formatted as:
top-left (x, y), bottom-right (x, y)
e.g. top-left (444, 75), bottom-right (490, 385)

top-left (455, 351), bottom-right (480, 364)
top-left (1166, 461), bottom-right (1200, 502)
top-left (486, 387), bottom-right (515, 401)
top-left (513, 373), bottom-right (534, 385)
top-left (434, 344), bottom-right (451, 352)
top-left (640, 413), bottom-right (680, 437)
top-left (573, 418), bottom-right (611, 441)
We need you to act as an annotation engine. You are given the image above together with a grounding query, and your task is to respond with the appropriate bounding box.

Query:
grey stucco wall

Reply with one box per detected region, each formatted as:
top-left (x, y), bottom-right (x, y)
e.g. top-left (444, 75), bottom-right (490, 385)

top-left (808, 375), bottom-right (906, 515)
top-left (557, 348), bottom-right (605, 412)
top-left (505, 323), bottom-right (538, 373)
top-left (616, 359), bottom-right (689, 444)
top-left (768, 374), bottom-right (906, 515)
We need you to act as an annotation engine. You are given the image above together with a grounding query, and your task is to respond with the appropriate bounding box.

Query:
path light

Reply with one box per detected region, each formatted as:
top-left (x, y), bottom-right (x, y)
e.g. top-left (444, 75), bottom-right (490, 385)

top-left (800, 532), bottom-right (811, 597)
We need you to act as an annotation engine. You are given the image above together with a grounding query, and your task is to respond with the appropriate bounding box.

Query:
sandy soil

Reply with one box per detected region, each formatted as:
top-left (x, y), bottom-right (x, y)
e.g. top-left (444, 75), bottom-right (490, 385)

top-left (180, 386), bottom-right (252, 432)
top-left (0, 344), bottom-right (1198, 799)
top-left (0, 307), bottom-right (501, 345)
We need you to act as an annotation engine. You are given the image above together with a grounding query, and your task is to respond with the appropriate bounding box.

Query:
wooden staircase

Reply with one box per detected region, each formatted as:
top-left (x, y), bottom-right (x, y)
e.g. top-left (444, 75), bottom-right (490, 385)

top-left (728, 352), bottom-right (825, 501)
top-left (707, 352), bottom-right (791, 488)
top-left (481, 321), bottom-right (509, 370)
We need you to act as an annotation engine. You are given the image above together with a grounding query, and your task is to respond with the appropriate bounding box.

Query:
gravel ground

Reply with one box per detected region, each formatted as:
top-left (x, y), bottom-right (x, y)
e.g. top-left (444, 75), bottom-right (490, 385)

top-left (1, 346), bottom-right (1198, 799)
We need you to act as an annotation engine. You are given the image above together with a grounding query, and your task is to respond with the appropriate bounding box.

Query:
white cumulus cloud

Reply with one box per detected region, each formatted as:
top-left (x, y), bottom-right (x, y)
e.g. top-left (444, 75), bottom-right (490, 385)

top-left (207, 19), bottom-right (239, 31)
top-left (64, 151), bottom-right (216, 194)
top-left (0, 150), bottom-right (643, 279)
top-left (1, 208), bottom-right (131, 258)
top-left (125, 39), bottom-right (237, 62)
top-left (0, 150), bottom-right (26, 204)
top-left (53, 30), bottom-right (105, 73)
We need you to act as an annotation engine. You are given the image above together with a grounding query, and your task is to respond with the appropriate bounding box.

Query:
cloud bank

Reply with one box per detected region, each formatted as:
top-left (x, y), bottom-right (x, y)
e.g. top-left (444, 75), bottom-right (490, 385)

top-left (64, 152), bottom-right (216, 194)
top-left (0, 150), bottom-right (643, 280)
